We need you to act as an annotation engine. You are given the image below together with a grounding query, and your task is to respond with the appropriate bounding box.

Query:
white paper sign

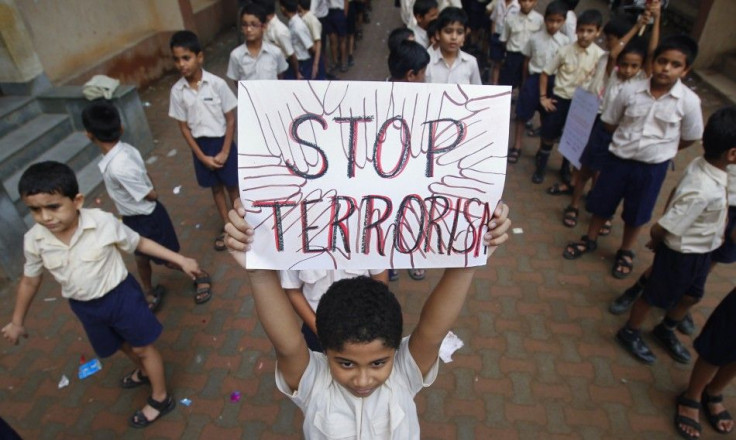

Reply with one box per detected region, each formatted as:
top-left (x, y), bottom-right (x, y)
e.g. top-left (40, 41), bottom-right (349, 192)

top-left (238, 81), bottom-right (510, 269)
top-left (558, 87), bottom-right (600, 169)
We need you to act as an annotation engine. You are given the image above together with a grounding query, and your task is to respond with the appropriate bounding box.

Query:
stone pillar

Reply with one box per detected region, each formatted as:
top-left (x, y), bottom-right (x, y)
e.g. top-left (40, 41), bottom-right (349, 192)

top-left (692, 0), bottom-right (736, 69)
top-left (0, 0), bottom-right (51, 95)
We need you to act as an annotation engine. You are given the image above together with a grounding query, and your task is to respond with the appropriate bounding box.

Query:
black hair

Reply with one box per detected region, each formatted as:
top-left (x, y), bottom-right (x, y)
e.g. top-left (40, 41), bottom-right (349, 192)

top-left (389, 40), bottom-right (430, 79)
top-left (254, 0), bottom-right (277, 16)
top-left (388, 27), bottom-right (415, 53)
top-left (81, 100), bottom-right (122, 143)
top-left (413, 0), bottom-right (438, 17)
top-left (545, 1), bottom-right (567, 19)
top-left (561, 0), bottom-right (579, 11)
top-left (240, 2), bottom-right (268, 23)
top-left (603, 16), bottom-right (633, 38)
top-left (618, 37), bottom-right (647, 64)
top-left (281, 0), bottom-right (298, 13)
top-left (577, 9), bottom-right (603, 29)
top-left (19, 161), bottom-right (79, 200)
top-left (316, 276), bottom-right (403, 351)
top-left (653, 34), bottom-right (698, 67)
top-left (170, 30), bottom-right (201, 54)
top-left (426, 19), bottom-right (439, 39)
top-left (702, 106), bottom-right (736, 161)
top-left (436, 7), bottom-right (467, 31)
top-left (298, 0), bottom-right (311, 10)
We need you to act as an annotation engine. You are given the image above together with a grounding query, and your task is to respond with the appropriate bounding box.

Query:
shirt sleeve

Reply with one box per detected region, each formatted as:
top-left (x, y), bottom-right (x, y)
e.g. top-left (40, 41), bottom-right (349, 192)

top-left (275, 351), bottom-right (327, 410)
top-left (658, 191), bottom-right (709, 237)
top-left (22, 232), bottom-right (43, 278)
top-left (110, 158), bottom-right (153, 202)
top-left (298, 25), bottom-right (314, 50)
top-left (168, 86), bottom-right (187, 122)
top-left (395, 336), bottom-right (439, 395)
top-left (470, 59), bottom-right (482, 85)
top-left (226, 51), bottom-right (240, 81)
top-left (279, 270), bottom-right (304, 289)
top-left (600, 83), bottom-right (630, 125)
top-left (277, 52), bottom-right (289, 73)
top-left (106, 212), bottom-right (141, 254)
top-left (680, 94), bottom-right (704, 142)
top-left (500, 17), bottom-right (511, 42)
top-left (217, 79), bottom-right (238, 113)
top-left (521, 37), bottom-right (532, 58)
top-left (542, 48), bottom-right (563, 76)
top-left (279, 28), bottom-right (295, 58)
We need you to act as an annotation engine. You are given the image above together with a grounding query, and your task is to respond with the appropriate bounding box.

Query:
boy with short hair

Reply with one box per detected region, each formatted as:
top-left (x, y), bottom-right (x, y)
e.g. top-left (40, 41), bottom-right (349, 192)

top-left (563, 35), bottom-right (704, 280)
top-left (487, 0), bottom-right (519, 85)
top-left (258, 0), bottom-right (303, 78)
top-left (223, 201), bottom-right (510, 437)
top-left (2, 161), bottom-right (202, 428)
top-left (82, 101), bottom-right (213, 308)
top-left (227, 2), bottom-right (289, 84)
top-left (614, 106), bottom-right (736, 366)
top-left (425, 7), bottom-right (482, 85)
top-left (168, 30), bottom-right (239, 252)
top-left (498, 0), bottom-right (543, 88)
top-left (532, 9), bottom-right (605, 184)
top-left (281, 0), bottom-right (315, 79)
top-left (389, 39), bottom-right (431, 82)
top-left (507, 0), bottom-right (568, 164)
top-left (409, 0), bottom-right (439, 48)
top-left (298, 0), bottom-right (326, 79)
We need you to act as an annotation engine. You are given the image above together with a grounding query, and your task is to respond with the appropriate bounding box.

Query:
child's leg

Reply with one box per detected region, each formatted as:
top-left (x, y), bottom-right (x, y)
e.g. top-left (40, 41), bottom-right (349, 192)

top-left (569, 165), bottom-right (595, 209)
top-left (211, 183), bottom-right (229, 225)
top-left (625, 296), bottom-right (651, 331)
top-left (678, 356), bottom-right (719, 438)
top-left (329, 32), bottom-right (338, 67)
top-left (226, 185), bottom-right (239, 213)
top-left (704, 362), bottom-right (736, 433)
top-left (135, 255), bottom-right (154, 295)
top-left (509, 119), bottom-right (524, 162)
top-left (129, 344), bottom-right (169, 421)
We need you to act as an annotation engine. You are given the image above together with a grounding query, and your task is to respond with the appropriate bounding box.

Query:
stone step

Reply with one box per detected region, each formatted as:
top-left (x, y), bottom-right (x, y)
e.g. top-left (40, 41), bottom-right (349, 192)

top-left (0, 114), bottom-right (73, 179)
top-left (719, 53), bottom-right (736, 83)
top-left (0, 96), bottom-right (41, 138)
top-left (4, 131), bottom-right (100, 203)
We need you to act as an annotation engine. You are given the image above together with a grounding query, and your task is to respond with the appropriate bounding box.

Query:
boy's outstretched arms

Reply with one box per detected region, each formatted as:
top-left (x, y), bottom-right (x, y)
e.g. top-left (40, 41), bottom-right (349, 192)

top-left (2, 274), bottom-right (42, 345)
top-left (410, 201), bottom-right (510, 376)
top-left (225, 201), bottom-right (309, 391)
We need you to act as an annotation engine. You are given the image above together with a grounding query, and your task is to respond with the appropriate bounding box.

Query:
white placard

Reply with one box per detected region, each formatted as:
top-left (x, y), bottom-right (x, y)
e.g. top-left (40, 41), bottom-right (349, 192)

top-left (558, 87), bottom-right (600, 169)
top-left (237, 81), bottom-right (510, 269)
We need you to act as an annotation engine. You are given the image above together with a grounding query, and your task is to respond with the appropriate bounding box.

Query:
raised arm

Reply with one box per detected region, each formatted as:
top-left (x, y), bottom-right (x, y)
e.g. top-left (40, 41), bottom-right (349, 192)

top-left (409, 201), bottom-right (510, 375)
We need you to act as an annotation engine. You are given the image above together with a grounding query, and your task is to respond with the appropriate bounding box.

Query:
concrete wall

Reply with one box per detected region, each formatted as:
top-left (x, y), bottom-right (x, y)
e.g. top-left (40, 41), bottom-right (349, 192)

top-left (693, 0), bottom-right (736, 69)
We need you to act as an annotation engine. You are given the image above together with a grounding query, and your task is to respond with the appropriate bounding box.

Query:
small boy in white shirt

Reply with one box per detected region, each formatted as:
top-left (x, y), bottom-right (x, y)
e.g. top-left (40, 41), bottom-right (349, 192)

top-left (298, 0), bottom-right (326, 79)
top-left (281, 0), bottom-right (315, 79)
top-left (408, 0), bottom-right (439, 48)
top-left (498, 0), bottom-right (543, 88)
top-left (487, 0), bottom-right (519, 84)
top-left (425, 7), bottom-right (482, 85)
top-left (261, 0), bottom-right (302, 78)
top-left (227, 3), bottom-right (289, 84)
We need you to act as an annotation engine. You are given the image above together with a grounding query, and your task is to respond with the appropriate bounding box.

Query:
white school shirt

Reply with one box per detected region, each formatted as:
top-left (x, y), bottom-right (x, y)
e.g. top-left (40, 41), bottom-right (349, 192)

top-left (409, 22), bottom-right (429, 48)
top-left (437, 0), bottom-right (462, 10)
top-left (311, 0), bottom-right (329, 18)
top-left (488, 0), bottom-right (519, 36)
top-left (275, 336), bottom-right (440, 439)
top-left (289, 14), bottom-right (314, 61)
top-left (522, 30), bottom-right (569, 75)
top-left (98, 141), bottom-right (156, 217)
top-left (728, 165), bottom-right (736, 207)
top-left (401, 0), bottom-right (416, 27)
top-left (597, 68), bottom-right (647, 113)
top-left (301, 11), bottom-right (323, 42)
top-left (601, 78), bottom-right (704, 164)
top-left (23, 208), bottom-right (140, 301)
top-left (425, 46), bottom-right (482, 85)
top-left (328, 0), bottom-right (344, 9)
top-left (227, 42), bottom-right (288, 81)
top-left (658, 157), bottom-right (728, 253)
top-left (168, 69), bottom-right (237, 138)
top-left (279, 269), bottom-right (385, 312)
top-left (266, 15), bottom-right (295, 58)
top-left (501, 10), bottom-right (544, 52)
top-left (562, 10), bottom-right (577, 42)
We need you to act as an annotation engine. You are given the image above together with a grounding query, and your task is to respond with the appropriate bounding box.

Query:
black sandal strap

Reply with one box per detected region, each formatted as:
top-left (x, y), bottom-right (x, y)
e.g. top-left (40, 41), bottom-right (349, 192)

top-left (147, 395), bottom-right (172, 411)
top-left (678, 393), bottom-right (702, 410)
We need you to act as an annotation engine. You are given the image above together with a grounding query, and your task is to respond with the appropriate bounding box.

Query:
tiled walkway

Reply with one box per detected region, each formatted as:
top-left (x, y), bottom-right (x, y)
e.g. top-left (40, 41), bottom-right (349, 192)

top-left (0, 1), bottom-right (733, 438)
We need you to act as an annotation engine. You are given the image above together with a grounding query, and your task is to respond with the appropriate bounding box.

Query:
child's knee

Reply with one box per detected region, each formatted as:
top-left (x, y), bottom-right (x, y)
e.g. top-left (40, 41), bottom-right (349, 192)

top-left (130, 344), bottom-right (156, 357)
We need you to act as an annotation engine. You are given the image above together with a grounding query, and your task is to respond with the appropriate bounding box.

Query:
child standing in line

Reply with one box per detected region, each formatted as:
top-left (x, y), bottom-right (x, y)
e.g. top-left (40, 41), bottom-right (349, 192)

top-left (298, 0), bottom-right (326, 79)
top-left (532, 9), bottom-right (605, 185)
top-left (168, 30), bottom-right (239, 252)
top-left (614, 107), bottom-right (736, 367)
top-left (498, 0), bottom-right (543, 89)
top-left (487, 0), bottom-right (519, 85)
top-left (281, 0), bottom-right (316, 79)
top-left (258, 0), bottom-right (303, 79)
top-left (324, 0), bottom-right (349, 72)
top-left (408, 0), bottom-right (440, 48)
top-left (2, 162), bottom-right (203, 428)
top-left (227, 2), bottom-right (289, 85)
top-left (507, 0), bottom-right (567, 164)
top-left (562, 35), bottom-right (703, 279)
top-left (559, 0), bottom-right (578, 42)
top-left (388, 39), bottom-right (430, 82)
top-left (425, 7), bottom-right (482, 85)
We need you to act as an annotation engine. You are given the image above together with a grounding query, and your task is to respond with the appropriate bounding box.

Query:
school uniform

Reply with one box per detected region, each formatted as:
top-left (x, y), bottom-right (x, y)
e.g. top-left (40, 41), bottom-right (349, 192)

top-left (301, 11), bottom-right (326, 79)
top-left (98, 141), bottom-right (180, 265)
top-left (23, 208), bottom-right (162, 357)
top-left (694, 287), bottom-right (736, 366)
top-left (562, 10), bottom-right (577, 42)
top-left (325, 0), bottom-right (348, 37)
top-left (487, 0), bottom-right (519, 62)
top-left (499, 10), bottom-right (544, 88)
top-left (275, 336), bottom-right (439, 439)
top-left (266, 15), bottom-right (296, 59)
top-left (409, 22), bottom-right (429, 48)
top-left (168, 69), bottom-right (239, 188)
top-left (288, 14), bottom-right (315, 79)
top-left (515, 29), bottom-right (568, 122)
top-left (641, 157), bottom-right (727, 310)
top-left (425, 46), bottom-right (482, 85)
top-left (540, 41), bottom-right (605, 140)
top-left (586, 78), bottom-right (704, 227)
top-left (226, 41), bottom-right (289, 81)
top-left (279, 269), bottom-right (384, 351)
top-left (711, 165), bottom-right (736, 263)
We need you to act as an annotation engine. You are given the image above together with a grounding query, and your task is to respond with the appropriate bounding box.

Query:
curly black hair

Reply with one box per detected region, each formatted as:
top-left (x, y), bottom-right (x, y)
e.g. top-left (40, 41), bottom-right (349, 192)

top-left (316, 276), bottom-right (403, 351)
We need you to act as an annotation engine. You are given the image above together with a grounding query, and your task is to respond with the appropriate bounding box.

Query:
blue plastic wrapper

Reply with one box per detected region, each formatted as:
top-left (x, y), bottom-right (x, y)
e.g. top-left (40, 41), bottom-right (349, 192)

top-left (78, 359), bottom-right (102, 379)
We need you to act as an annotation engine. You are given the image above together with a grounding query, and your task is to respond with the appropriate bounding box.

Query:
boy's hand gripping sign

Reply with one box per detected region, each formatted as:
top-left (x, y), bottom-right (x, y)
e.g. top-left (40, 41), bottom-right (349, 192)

top-left (238, 81), bottom-right (510, 269)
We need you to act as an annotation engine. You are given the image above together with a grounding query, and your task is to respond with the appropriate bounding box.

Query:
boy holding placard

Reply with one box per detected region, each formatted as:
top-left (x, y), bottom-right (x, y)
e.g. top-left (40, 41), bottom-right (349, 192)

top-left (425, 7), bottom-right (482, 85)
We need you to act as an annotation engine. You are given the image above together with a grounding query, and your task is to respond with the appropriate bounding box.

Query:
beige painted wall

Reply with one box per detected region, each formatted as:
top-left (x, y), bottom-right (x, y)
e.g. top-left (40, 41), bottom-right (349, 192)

top-left (695, 0), bottom-right (736, 69)
top-left (15, 0), bottom-right (185, 83)
top-left (0, 0), bottom-right (43, 82)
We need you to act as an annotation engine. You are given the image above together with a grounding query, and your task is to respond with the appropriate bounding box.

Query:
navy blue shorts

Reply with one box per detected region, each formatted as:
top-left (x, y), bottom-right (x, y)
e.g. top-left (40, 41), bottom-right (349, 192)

top-left (325, 8), bottom-right (348, 37)
top-left (539, 95), bottom-right (571, 141)
top-left (346, 1), bottom-right (364, 34)
top-left (516, 74), bottom-right (555, 122)
top-left (643, 245), bottom-right (711, 310)
top-left (499, 51), bottom-right (525, 88)
top-left (192, 136), bottom-right (238, 188)
top-left (579, 117), bottom-right (613, 172)
top-left (301, 323), bottom-right (323, 352)
top-left (711, 206), bottom-right (736, 264)
top-left (468, 1), bottom-right (491, 30)
top-left (585, 153), bottom-right (669, 227)
top-left (123, 201), bottom-right (180, 265)
top-left (694, 287), bottom-right (736, 366)
top-left (69, 274), bottom-right (163, 358)
top-left (489, 33), bottom-right (505, 62)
